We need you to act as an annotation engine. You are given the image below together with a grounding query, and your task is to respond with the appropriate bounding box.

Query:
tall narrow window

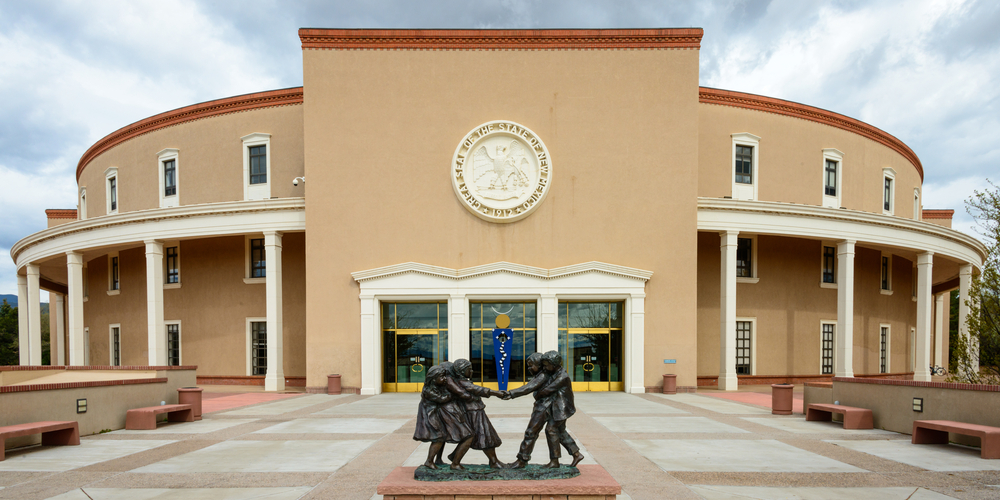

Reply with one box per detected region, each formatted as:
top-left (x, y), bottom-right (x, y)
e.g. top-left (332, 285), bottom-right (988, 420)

top-left (166, 246), bottom-right (179, 284)
top-left (884, 177), bottom-right (892, 212)
top-left (249, 145), bottom-right (267, 185)
top-left (736, 238), bottom-right (753, 278)
top-left (111, 326), bottom-right (121, 367)
top-left (167, 324), bottom-right (180, 366)
top-left (881, 255), bottom-right (891, 291)
top-left (736, 321), bottom-right (752, 375)
top-left (824, 160), bottom-right (838, 196)
top-left (109, 176), bottom-right (118, 211)
top-left (111, 256), bottom-right (120, 291)
top-left (821, 323), bottom-right (835, 374)
top-left (250, 238), bottom-right (265, 278)
top-left (822, 246), bottom-right (836, 284)
top-left (163, 159), bottom-right (176, 196)
top-left (879, 326), bottom-right (889, 374)
top-left (735, 145), bottom-right (753, 184)
top-left (251, 321), bottom-right (267, 375)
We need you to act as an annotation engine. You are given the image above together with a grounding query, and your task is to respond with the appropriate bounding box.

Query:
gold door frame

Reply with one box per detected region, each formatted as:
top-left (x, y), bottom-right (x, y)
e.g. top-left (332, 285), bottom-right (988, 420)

top-left (383, 329), bottom-right (440, 393)
top-left (566, 328), bottom-right (624, 392)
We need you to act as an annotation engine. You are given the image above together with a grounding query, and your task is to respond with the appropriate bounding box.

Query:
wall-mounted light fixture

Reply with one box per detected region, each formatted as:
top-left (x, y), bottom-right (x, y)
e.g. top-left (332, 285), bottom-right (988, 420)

top-left (76, 399), bottom-right (87, 414)
top-left (912, 397), bottom-right (923, 412)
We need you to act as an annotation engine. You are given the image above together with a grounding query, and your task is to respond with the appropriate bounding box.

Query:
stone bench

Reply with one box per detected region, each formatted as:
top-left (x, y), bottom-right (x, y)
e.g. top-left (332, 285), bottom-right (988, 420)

top-left (912, 420), bottom-right (1000, 459)
top-left (805, 403), bottom-right (873, 429)
top-left (125, 404), bottom-right (194, 430)
top-left (0, 421), bottom-right (80, 461)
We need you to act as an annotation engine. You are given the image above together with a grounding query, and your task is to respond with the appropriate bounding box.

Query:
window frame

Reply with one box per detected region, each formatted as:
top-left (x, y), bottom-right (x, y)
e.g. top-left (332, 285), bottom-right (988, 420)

top-left (736, 234), bottom-right (759, 283)
top-left (880, 252), bottom-right (893, 294)
top-left (79, 187), bottom-right (87, 220)
top-left (820, 320), bottom-right (836, 375)
top-left (109, 324), bottom-right (121, 367)
top-left (166, 321), bottom-right (181, 366)
top-left (83, 327), bottom-right (90, 365)
top-left (913, 188), bottom-right (921, 221)
top-left (879, 323), bottom-right (891, 374)
top-left (246, 317), bottom-right (267, 376)
top-left (157, 148), bottom-right (180, 208)
top-left (242, 133), bottom-right (271, 201)
top-left (910, 327), bottom-right (916, 372)
top-left (243, 236), bottom-right (266, 284)
top-left (731, 133), bottom-right (760, 201)
top-left (164, 242), bottom-right (180, 288)
top-left (821, 148), bottom-right (844, 209)
top-left (735, 317), bottom-right (756, 376)
top-left (107, 252), bottom-right (120, 295)
top-left (105, 167), bottom-right (118, 215)
top-left (882, 167), bottom-right (896, 215)
top-left (820, 242), bottom-right (837, 288)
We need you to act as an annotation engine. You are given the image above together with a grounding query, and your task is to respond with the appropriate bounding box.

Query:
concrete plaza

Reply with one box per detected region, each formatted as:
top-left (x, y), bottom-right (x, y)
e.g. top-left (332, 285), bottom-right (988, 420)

top-left (0, 389), bottom-right (998, 499)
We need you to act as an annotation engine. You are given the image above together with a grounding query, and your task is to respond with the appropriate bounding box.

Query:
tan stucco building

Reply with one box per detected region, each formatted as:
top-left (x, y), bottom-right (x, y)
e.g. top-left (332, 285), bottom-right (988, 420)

top-left (10, 29), bottom-right (986, 394)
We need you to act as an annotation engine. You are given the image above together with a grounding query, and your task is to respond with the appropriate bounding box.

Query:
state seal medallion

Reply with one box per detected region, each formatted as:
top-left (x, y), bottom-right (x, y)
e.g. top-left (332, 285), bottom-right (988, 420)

top-left (452, 120), bottom-right (552, 223)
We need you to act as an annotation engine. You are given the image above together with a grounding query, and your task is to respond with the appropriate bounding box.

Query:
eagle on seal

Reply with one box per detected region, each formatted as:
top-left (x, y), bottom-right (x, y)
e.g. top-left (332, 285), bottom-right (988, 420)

top-left (472, 140), bottom-right (531, 197)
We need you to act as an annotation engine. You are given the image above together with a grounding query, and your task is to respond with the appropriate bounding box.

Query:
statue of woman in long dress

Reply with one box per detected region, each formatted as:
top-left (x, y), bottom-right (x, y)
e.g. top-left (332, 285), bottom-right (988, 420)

top-left (413, 364), bottom-right (474, 469)
top-left (444, 358), bottom-right (506, 468)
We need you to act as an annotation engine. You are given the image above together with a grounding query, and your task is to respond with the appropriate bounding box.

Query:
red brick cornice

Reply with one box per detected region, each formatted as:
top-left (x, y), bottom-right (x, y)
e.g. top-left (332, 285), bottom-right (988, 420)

top-left (76, 87), bottom-right (304, 182)
top-left (700, 87), bottom-right (924, 181)
top-left (299, 28), bottom-right (703, 51)
top-left (922, 209), bottom-right (955, 219)
top-left (45, 209), bottom-right (77, 219)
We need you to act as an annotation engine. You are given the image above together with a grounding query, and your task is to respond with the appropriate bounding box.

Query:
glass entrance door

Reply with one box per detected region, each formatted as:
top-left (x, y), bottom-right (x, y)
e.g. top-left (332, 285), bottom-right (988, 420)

top-left (382, 302), bottom-right (448, 392)
top-left (558, 302), bottom-right (624, 392)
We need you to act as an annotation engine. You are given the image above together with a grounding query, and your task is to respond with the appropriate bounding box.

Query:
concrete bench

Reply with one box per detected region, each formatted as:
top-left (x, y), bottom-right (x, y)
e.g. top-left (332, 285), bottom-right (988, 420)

top-left (805, 403), bottom-right (873, 429)
top-left (0, 421), bottom-right (80, 461)
top-left (912, 420), bottom-right (1000, 459)
top-left (126, 404), bottom-right (194, 430)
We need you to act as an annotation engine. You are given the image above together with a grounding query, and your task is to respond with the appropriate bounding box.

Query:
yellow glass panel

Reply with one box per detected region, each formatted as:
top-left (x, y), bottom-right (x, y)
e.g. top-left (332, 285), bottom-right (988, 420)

top-left (571, 381), bottom-right (589, 392)
top-left (609, 382), bottom-right (625, 392)
top-left (396, 382), bottom-right (422, 393)
top-left (382, 383), bottom-right (396, 393)
top-left (588, 382), bottom-right (611, 392)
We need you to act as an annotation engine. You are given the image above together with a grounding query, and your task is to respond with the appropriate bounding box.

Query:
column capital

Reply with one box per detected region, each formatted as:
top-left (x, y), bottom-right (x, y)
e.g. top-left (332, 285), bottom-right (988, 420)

top-left (25, 264), bottom-right (40, 275)
top-left (917, 252), bottom-right (934, 265)
top-left (959, 263), bottom-right (973, 276)
top-left (264, 231), bottom-right (283, 247)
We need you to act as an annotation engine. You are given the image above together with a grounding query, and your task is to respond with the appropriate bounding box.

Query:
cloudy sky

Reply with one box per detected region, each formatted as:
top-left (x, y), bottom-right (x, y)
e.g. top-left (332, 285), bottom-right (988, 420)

top-left (1, 0), bottom-right (997, 296)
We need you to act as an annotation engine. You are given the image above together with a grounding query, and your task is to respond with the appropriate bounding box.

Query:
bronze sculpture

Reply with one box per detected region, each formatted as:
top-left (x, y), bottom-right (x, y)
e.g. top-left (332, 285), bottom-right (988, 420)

top-left (413, 364), bottom-right (474, 469)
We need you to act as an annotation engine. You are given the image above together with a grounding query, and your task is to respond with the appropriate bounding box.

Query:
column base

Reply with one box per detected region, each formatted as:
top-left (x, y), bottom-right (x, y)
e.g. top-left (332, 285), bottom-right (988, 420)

top-left (718, 374), bottom-right (738, 391)
top-left (264, 375), bottom-right (285, 392)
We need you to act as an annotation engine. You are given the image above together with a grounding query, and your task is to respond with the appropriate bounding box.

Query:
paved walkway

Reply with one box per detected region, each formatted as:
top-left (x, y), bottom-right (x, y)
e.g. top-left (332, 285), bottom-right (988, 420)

top-left (0, 390), bottom-right (997, 499)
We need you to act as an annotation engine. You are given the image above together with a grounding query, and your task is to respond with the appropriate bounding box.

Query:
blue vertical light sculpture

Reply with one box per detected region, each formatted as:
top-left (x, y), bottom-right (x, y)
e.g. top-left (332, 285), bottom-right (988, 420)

top-left (492, 313), bottom-right (513, 391)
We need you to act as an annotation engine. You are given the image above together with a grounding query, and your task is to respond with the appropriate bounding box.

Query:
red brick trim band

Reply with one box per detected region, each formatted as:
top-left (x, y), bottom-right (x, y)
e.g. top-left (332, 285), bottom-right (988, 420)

top-left (0, 365), bottom-right (197, 371)
top-left (45, 209), bottom-right (77, 219)
top-left (922, 209), bottom-right (955, 220)
top-left (699, 87), bottom-right (924, 181)
top-left (0, 377), bottom-right (167, 394)
top-left (306, 385), bottom-right (361, 394)
top-left (197, 375), bottom-right (306, 387)
top-left (76, 87), bottom-right (303, 182)
top-left (299, 28), bottom-right (703, 51)
top-left (698, 372), bottom-right (913, 386)
top-left (644, 386), bottom-right (697, 393)
top-left (833, 376), bottom-right (1000, 392)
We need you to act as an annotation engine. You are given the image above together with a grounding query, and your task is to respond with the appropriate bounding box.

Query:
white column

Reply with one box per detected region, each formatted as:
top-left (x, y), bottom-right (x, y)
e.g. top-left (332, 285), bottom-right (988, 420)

top-left (67, 252), bottom-right (86, 366)
top-left (448, 294), bottom-right (469, 361)
top-left (26, 264), bottom-right (42, 366)
top-left (263, 231), bottom-right (284, 392)
top-left (836, 240), bottom-right (856, 377)
top-left (539, 294), bottom-right (559, 353)
top-left (719, 231), bottom-right (738, 391)
top-left (914, 252), bottom-right (933, 382)
top-left (16, 274), bottom-right (28, 365)
top-left (958, 264), bottom-right (975, 376)
top-left (55, 293), bottom-right (65, 365)
top-left (145, 240), bottom-right (166, 366)
top-left (628, 293), bottom-right (646, 394)
top-left (360, 294), bottom-right (379, 395)
top-left (934, 293), bottom-right (946, 369)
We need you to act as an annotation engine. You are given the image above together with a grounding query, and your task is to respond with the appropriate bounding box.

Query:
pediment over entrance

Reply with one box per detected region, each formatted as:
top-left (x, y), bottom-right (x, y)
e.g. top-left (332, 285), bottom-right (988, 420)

top-left (352, 261), bottom-right (653, 285)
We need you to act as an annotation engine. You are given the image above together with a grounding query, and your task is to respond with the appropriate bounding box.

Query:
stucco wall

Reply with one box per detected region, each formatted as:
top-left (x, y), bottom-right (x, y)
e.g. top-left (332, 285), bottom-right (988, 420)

top-left (698, 103), bottom-right (923, 219)
top-left (77, 104), bottom-right (304, 217)
top-left (303, 48), bottom-right (702, 389)
top-left (697, 233), bottom-right (917, 377)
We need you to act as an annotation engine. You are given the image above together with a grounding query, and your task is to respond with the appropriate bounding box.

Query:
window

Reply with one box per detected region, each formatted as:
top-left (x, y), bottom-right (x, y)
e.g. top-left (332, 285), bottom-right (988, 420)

top-left (880, 253), bottom-right (892, 293)
top-left (910, 327), bottom-right (916, 371)
top-left (250, 238), bottom-right (265, 278)
top-left (105, 166), bottom-right (119, 214)
top-left (879, 325), bottom-right (890, 373)
top-left (822, 245), bottom-right (836, 284)
top-left (821, 149), bottom-right (844, 208)
top-left (108, 253), bottom-right (120, 293)
top-left (735, 145), bottom-right (753, 184)
top-left (883, 168), bottom-right (896, 215)
top-left (913, 188), bottom-right (921, 221)
top-left (731, 133), bottom-right (760, 201)
top-left (163, 160), bottom-right (176, 196)
top-left (824, 160), bottom-right (838, 196)
top-left (110, 325), bottom-right (121, 367)
top-left (166, 323), bottom-right (180, 366)
top-left (242, 133), bottom-right (271, 200)
top-left (737, 237), bottom-right (753, 278)
top-left (821, 323), bottom-right (835, 375)
top-left (79, 188), bottom-right (87, 220)
top-left (165, 246), bottom-right (179, 284)
top-left (912, 263), bottom-right (918, 301)
top-left (251, 321), bottom-right (267, 376)
top-left (83, 327), bottom-right (90, 365)
top-left (736, 320), bottom-right (753, 375)
top-left (157, 149), bottom-right (179, 208)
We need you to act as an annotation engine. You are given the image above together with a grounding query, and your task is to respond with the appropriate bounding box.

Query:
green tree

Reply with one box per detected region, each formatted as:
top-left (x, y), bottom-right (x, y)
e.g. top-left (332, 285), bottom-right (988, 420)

top-left (949, 180), bottom-right (1000, 384)
top-left (0, 300), bottom-right (18, 365)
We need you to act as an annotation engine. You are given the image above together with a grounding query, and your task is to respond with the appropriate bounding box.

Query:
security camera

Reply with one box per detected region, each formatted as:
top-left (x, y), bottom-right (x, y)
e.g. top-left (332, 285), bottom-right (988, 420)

top-left (292, 176), bottom-right (305, 187)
